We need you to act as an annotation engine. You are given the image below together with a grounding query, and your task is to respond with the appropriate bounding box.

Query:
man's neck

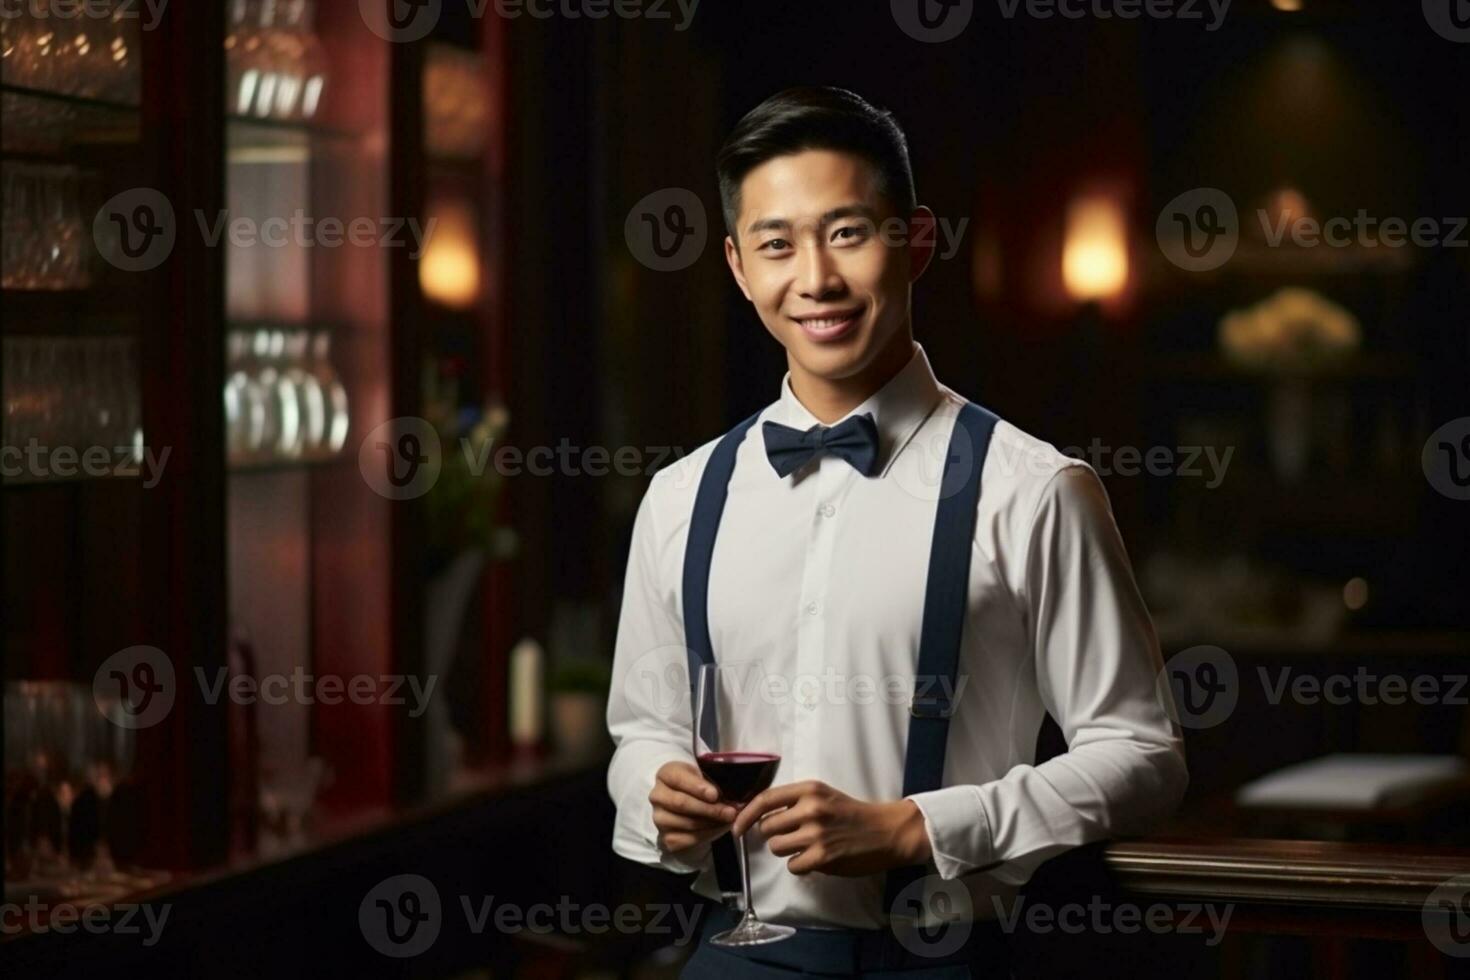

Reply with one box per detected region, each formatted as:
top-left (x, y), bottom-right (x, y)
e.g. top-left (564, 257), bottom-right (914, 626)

top-left (788, 328), bottom-right (916, 425)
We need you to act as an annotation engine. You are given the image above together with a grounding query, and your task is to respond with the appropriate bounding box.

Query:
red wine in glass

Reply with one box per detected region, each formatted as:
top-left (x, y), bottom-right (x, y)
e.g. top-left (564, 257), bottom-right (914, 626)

top-left (696, 751), bottom-right (780, 805)
top-left (694, 662), bottom-right (794, 946)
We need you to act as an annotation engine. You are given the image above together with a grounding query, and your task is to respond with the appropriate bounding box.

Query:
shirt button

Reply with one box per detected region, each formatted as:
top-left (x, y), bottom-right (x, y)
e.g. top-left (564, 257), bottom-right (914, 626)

top-left (804, 600), bottom-right (820, 616)
top-left (819, 503), bottom-right (836, 519)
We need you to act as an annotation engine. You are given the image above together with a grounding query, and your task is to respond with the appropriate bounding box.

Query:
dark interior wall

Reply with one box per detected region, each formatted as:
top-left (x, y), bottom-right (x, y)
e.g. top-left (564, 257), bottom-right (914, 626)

top-left (502, 0), bottom-right (1470, 636)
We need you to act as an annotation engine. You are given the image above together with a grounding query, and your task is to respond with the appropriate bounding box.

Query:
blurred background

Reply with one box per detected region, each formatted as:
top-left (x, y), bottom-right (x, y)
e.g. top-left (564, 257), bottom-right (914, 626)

top-left (2, 0), bottom-right (1468, 977)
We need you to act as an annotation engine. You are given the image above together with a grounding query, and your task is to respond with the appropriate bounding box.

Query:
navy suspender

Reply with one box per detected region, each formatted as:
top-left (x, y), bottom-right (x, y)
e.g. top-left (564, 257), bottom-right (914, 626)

top-left (884, 401), bottom-right (997, 911)
top-left (679, 401), bottom-right (1000, 913)
top-left (681, 410), bottom-right (763, 896)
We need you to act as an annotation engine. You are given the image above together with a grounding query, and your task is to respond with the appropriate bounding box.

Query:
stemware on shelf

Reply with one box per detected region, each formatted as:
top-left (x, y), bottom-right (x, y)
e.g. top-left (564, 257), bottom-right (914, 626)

top-left (225, 0), bottom-right (329, 122)
top-left (0, 2), bottom-right (140, 103)
top-left (224, 327), bottom-right (350, 467)
top-left (2, 336), bottom-right (142, 484)
top-left (1, 162), bottom-right (91, 291)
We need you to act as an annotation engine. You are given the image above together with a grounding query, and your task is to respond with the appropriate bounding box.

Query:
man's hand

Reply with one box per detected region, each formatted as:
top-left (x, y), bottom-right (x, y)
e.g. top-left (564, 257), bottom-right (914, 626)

top-left (650, 761), bottom-right (738, 857)
top-left (731, 780), bottom-right (933, 877)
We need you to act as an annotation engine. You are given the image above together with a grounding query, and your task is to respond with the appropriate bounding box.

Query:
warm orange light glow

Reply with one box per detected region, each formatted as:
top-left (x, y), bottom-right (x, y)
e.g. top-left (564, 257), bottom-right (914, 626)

top-left (1271, 0), bottom-right (1303, 11)
top-left (1062, 195), bottom-right (1129, 303)
top-left (419, 198), bottom-right (480, 309)
top-left (1265, 186), bottom-right (1310, 225)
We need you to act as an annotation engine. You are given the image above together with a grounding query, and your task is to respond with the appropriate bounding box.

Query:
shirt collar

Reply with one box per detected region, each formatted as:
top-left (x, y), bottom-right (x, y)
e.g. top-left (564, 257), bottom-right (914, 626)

top-left (775, 341), bottom-right (942, 477)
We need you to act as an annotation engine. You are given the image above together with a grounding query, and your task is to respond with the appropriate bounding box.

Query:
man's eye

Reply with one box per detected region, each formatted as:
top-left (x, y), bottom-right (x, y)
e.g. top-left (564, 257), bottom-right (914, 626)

top-left (759, 238), bottom-right (791, 253)
top-left (832, 225), bottom-right (869, 244)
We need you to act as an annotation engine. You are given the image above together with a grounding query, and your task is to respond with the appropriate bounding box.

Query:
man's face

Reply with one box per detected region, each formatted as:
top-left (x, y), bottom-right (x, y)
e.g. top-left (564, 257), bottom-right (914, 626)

top-left (724, 149), bottom-right (927, 383)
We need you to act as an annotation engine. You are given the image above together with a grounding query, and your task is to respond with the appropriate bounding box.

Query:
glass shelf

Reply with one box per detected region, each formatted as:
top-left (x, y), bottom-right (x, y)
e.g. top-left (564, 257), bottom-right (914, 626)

top-left (228, 454), bottom-right (352, 476)
top-left (0, 84), bottom-right (141, 155)
top-left (1, 289), bottom-right (146, 331)
top-left (225, 114), bottom-right (363, 159)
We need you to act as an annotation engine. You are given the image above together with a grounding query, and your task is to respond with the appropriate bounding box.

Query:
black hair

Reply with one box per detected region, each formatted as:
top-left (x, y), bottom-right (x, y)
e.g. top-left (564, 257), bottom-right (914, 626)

top-left (716, 86), bottom-right (916, 243)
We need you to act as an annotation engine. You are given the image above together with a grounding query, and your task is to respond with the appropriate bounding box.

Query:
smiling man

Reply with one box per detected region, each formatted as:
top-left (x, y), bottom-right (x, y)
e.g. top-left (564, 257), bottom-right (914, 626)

top-left (606, 86), bottom-right (1188, 977)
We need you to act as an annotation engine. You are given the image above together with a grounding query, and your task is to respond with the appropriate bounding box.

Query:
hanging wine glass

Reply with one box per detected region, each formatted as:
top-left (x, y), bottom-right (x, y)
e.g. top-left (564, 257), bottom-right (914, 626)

top-left (295, 0), bottom-right (328, 119)
top-left (313, 331), bottom-right (349, 454)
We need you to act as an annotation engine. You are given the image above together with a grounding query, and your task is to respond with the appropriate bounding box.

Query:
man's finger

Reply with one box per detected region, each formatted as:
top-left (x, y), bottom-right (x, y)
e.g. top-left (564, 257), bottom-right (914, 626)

top-left (655, 808), bottom-right (731, 833)
top-left (652, 783), bottom-right (737, 822)
top-left (732, 782), bottom-right (811, 836)
top-left (660, 763), bottom-right (721, 803)
top-left (764, 827), bottom-right (817, 858)
top-left (787, 843), bottom-right (826, 876)
top-left (756, 802), bottom-right (806, 838)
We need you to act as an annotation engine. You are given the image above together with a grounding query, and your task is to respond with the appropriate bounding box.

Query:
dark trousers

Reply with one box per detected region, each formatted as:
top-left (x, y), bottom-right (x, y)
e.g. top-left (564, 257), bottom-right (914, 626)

top-left (680, 905), bottom-right (1014, 978)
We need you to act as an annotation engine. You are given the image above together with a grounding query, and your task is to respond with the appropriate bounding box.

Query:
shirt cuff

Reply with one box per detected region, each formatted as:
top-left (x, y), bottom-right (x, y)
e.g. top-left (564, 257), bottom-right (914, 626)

top-left (907, 785), bottom-right (994, 880)
top-left (609, 742), bottom-right (712, 876)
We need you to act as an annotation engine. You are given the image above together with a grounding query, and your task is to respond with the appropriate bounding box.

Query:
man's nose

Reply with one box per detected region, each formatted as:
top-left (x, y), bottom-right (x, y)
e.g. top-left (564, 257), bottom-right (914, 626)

top-left (797, 242), bottom-right (843, 299)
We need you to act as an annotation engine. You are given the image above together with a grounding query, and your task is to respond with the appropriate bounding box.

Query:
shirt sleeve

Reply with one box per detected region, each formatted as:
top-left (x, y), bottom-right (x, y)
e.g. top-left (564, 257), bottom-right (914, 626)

top-left (605, 476), bottom-right (711, 876)
top-left (908, 463), bottom-right (1189, 882)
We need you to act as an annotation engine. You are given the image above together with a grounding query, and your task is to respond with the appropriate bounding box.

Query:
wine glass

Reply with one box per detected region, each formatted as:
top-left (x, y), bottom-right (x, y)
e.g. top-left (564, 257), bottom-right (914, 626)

top-left (4, 684), bottom-right (42, 887)
top-left (85, 694), bottom-right (138, 889)
top-left (30, 682), bottom-right (89, 885)
top-left (693, 662), bottom-right (794, 947)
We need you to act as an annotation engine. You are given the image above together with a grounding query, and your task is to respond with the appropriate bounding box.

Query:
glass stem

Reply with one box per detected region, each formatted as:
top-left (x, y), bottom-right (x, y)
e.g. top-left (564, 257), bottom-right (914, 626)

top-left (737, 829), bottom-right (756, 923)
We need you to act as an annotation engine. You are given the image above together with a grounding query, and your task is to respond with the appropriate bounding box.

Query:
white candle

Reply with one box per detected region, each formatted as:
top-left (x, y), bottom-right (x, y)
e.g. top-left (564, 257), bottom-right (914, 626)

top-left (510, 638), bottom-right (544, 747)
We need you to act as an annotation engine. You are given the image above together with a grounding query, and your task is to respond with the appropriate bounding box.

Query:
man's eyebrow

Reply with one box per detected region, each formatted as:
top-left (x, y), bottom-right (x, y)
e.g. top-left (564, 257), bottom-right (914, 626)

top-left (743, 204), bottom-right (879, 238)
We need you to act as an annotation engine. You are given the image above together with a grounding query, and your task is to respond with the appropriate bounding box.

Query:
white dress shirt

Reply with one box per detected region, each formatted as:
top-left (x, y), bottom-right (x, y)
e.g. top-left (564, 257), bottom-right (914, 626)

top-left (605, 341), bottom-right (1188, 929)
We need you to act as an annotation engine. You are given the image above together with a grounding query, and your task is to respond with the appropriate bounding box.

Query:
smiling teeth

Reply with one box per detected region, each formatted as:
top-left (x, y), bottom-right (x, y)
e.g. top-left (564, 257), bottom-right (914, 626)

top-left (803, 315), bottom-right (853, 328)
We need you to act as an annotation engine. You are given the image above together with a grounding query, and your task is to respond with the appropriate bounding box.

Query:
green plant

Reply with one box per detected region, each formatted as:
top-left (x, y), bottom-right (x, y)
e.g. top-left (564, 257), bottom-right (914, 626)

top-left (423, 358), bottom-right (515, 573)
top-left (549, 658), bottom-right (612, 696)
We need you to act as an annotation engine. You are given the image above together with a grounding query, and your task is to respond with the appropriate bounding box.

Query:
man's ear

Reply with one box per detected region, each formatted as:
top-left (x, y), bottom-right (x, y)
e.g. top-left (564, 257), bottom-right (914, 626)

top-left (724, 235), bottom-right (754, 302)
top-left (907, 206), bottom-right (938, 284)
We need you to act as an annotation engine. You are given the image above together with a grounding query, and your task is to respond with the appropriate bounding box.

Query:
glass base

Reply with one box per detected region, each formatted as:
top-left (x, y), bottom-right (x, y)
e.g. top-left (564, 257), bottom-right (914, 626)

top-left (710, 914), bottom-right (797, 947)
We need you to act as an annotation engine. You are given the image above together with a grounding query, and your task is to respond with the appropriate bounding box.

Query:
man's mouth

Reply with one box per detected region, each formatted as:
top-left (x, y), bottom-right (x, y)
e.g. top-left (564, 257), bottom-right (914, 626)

top-left (790, 305), bottom-right (863, 343)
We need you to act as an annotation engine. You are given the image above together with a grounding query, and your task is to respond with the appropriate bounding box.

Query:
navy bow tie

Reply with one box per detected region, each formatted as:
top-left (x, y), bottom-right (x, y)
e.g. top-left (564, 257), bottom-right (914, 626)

top-left (762, 412), bottom-right (881, 478)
